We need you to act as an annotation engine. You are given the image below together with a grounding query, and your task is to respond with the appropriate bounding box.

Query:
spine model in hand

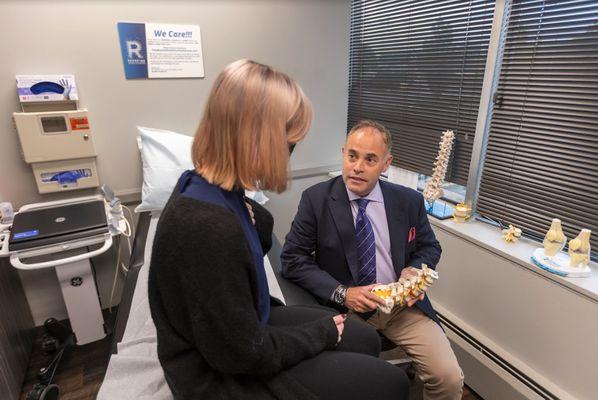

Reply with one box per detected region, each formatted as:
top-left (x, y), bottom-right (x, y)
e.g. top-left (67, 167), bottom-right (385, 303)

top-left (370, 265), bottom-right (439, 313)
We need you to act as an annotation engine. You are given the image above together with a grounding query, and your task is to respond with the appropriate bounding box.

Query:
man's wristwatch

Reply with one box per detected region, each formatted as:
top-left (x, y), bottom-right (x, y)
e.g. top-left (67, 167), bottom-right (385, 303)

top-left (332, 285), bottom-right (348, 306)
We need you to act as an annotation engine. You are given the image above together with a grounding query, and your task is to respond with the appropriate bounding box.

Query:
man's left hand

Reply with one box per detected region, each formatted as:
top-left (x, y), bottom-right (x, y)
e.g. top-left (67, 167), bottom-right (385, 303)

top-left (400, 267), bottom-right (425, 307)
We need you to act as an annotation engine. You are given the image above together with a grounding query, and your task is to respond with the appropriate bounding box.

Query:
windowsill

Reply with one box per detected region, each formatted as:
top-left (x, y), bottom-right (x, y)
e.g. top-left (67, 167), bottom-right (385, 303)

top-left (428, 215), bottom-right (598, 304)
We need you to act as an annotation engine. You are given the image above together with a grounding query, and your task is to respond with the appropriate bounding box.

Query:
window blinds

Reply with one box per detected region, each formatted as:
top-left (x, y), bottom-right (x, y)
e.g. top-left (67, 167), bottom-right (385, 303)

top-left (348, 0), bottom-right (496, 185)
top-left (477, 0), bottom-right (598, 252)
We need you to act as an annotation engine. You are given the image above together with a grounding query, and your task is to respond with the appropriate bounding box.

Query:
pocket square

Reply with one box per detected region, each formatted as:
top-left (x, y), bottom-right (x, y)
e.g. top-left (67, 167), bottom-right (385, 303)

top-left (408, 227), bottom-right (416, 242)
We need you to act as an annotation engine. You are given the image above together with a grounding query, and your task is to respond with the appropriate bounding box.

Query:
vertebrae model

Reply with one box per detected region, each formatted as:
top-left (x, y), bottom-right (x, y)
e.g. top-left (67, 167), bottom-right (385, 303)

top-left (501, 224), bottom-right (522, 243)
top-left (423, 130), bottom-right (455, 204)
top-left (370, 265), bottom-right (439, 314)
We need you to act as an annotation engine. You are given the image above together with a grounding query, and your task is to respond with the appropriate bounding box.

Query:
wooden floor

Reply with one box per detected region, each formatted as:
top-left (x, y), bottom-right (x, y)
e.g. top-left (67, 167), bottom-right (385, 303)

top-left (19, 330), bottom-right (111, 400)
top-left (381, 347), bottom-right (482, 400)
top-left (20, 329), bottom-right (483, 400)
top-left (409, 376), bottom-right (482, 400)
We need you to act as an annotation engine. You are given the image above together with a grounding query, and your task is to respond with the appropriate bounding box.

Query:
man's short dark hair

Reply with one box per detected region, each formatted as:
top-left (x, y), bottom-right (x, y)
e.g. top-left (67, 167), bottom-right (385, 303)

top-left (347, 120), bottom-right (392, 154)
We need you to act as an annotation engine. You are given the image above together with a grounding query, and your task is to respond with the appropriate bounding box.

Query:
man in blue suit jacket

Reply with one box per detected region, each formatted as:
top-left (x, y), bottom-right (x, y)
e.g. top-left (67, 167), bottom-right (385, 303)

top-left (282, 120), bottom-right (463, 400)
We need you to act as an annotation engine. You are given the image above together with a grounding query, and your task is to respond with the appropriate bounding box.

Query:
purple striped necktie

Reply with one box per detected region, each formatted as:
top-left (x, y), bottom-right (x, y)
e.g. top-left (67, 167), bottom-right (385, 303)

top-left (355, 199), bottom-right (376, 285)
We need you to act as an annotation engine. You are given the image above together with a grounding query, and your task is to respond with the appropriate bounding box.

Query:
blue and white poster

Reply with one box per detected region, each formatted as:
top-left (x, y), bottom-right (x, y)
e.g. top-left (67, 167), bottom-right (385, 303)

top-left (117, 22), bottom-right (204, 79)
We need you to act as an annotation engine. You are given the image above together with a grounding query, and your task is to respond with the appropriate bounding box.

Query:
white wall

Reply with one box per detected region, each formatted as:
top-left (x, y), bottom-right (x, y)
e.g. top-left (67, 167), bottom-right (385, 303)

top-left (429, 222), bottom-right (598, 400)
top-left (265, 174), bottom-right (330, 241)
top-left (1, 0), bottom-right (351, 325)
top-left (0, 0), bottom-right (349, 208)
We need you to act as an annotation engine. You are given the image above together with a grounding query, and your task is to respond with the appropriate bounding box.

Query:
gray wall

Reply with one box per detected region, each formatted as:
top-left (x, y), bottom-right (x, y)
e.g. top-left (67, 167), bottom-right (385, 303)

top-left (0, 0), bottom-right (350, 208)
top-left (265, 174), bottom-right (330, 241)
top-left (1, 0), bottom-right (350, 325)
top-left (429, 224), bottom-right (598, 400)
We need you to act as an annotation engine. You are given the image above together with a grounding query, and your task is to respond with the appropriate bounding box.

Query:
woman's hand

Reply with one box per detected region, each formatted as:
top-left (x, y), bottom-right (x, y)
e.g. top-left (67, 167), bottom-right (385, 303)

top-left (333, 314), bottom-right (347, 344)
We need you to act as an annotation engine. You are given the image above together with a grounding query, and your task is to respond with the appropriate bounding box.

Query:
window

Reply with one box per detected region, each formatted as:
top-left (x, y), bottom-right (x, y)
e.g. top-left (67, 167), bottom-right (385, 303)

top-left (476, 0), bottom-right (598, 253)
top-left (348, 0), bottom-right (496, 186)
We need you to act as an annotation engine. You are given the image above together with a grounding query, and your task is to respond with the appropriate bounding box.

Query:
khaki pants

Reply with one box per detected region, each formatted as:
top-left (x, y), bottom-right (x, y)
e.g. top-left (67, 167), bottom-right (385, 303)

top-left (360, 306), bottom-right (464, 400)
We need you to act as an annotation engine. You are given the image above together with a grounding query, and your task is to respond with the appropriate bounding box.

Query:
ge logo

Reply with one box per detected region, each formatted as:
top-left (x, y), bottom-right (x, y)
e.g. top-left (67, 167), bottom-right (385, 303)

top-left (55, 217), bottom-right (66, 223)
top-left (71, 277), bottom-right (83, 287)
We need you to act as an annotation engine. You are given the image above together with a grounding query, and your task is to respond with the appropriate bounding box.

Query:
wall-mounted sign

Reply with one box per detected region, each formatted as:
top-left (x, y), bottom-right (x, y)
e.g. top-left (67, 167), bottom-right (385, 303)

top-left (117, 22), bottom-right (204, 79)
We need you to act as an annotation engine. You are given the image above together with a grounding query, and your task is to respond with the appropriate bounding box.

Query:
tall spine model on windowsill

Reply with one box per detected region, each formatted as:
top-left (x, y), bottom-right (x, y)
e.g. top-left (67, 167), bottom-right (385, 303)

top-left (423, 129), bottom-right (455, 205)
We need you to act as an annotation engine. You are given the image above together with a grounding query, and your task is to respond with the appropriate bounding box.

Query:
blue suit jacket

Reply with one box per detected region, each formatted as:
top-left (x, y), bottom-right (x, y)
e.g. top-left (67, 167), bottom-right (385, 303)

top-left (281, 176), bottom-right (442, 324)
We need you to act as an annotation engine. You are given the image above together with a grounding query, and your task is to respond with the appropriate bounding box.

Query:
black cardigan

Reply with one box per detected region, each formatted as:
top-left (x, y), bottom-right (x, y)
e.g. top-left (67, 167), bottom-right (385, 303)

top-left (148, 189), bottom-right (338, 400)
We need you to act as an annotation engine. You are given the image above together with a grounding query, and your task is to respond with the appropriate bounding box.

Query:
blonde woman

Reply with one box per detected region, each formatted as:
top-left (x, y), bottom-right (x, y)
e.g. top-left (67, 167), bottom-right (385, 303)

top-left (148, 59), bottom-right (408, 400)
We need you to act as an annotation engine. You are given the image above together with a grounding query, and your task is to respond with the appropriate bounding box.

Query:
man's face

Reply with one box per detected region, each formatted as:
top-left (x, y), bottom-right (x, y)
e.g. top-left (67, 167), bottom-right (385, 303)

top-left (342, 128), bottom-right (393, 197)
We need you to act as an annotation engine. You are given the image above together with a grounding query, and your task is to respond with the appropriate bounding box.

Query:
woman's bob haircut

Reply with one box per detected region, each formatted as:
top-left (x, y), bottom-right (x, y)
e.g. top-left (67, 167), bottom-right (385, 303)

top-left (192, 59), bottom-right (312, 193)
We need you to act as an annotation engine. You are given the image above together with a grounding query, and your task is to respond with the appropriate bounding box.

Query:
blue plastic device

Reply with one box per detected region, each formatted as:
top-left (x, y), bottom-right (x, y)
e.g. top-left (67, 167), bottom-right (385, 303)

top-left (30, 81), bottom-right (65, 95)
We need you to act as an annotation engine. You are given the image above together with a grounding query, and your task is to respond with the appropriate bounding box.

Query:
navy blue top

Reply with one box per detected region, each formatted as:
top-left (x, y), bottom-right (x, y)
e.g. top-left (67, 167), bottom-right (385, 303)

top-left (178, 170), bottom-right (270, 323)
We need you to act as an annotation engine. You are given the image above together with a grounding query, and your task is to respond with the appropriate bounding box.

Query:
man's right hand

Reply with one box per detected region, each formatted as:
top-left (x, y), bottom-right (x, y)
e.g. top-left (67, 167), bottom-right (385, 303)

top-left (345, 284), bottom-right (386, 313)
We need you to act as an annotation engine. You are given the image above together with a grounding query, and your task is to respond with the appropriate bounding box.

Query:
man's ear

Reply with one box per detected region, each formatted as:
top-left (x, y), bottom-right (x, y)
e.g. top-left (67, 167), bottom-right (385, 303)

top-left (382, 154), bottom-right (393, 172)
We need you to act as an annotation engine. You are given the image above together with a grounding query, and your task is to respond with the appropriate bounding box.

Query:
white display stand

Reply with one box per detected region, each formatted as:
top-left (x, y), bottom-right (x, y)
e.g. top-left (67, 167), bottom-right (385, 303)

top-left (531, 247), bottom-right (591, 278)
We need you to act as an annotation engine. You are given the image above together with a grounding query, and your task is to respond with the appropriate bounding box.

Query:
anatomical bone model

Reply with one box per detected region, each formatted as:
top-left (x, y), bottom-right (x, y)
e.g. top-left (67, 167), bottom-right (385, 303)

top-left (501, 224), bottom-right (522, 243)
top-left (423, 130), bottom-right (455, 205)
top-left (543, 218), bottom-right (566, 257)
top-left (370, 265), bottom-right (439, 313)
top-left (568, 229), bottom-right (591, 268)
top-left (531, 219), bottom-right (592, 278)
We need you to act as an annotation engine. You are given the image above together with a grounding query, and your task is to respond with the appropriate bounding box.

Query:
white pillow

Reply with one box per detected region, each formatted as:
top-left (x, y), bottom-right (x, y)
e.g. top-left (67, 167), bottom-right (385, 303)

top-left (135, 126), bottom-right (268, 212)
top-left (135, 126), bottom-right (194, 212)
